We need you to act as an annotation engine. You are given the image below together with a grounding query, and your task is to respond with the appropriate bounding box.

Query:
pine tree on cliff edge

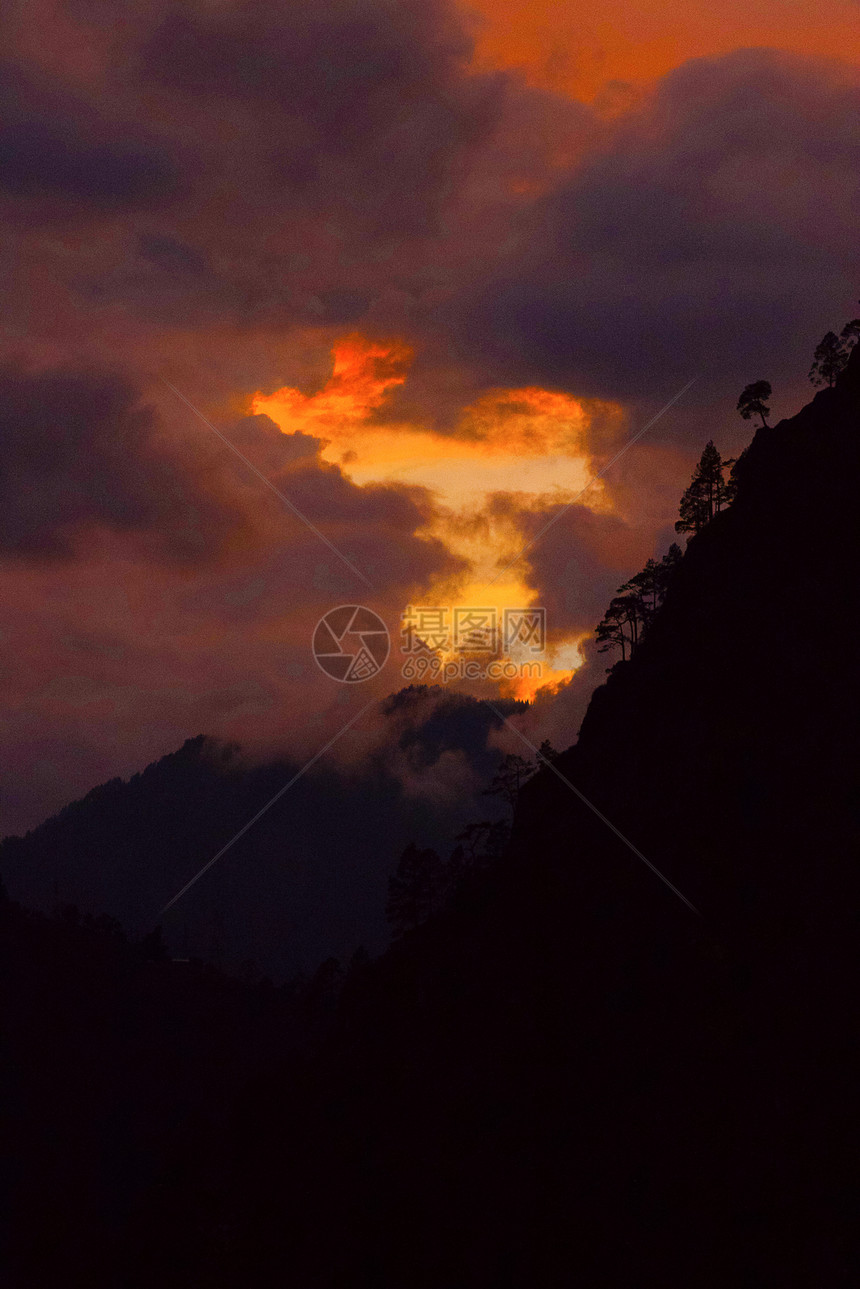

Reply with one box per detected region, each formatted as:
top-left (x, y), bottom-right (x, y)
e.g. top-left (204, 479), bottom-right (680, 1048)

top-left (675, 441), bottom-right (732, 537)
top-left (737, 380), bottom-right (771, 427)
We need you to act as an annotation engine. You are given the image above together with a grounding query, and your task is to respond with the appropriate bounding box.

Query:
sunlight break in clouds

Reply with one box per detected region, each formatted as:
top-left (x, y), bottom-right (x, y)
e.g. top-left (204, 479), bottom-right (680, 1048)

top-left (253, 336), bottom-right (621, 696)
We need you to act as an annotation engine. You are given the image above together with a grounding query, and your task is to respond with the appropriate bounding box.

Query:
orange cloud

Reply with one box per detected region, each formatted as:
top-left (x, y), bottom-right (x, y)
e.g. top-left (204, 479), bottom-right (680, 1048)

top-left (253, 336), bottom-right (629, 702)
top-left (252, 335), bottom-right (413, 431)
top-left (254, 336), bottom-right (620, 483)
top-left (467, 0), bottom-right (860, 101)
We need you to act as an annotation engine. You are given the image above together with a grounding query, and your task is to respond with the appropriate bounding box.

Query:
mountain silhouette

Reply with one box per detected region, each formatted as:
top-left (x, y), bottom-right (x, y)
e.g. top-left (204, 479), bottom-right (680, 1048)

top-left (212, 349), bottom-right (859, 1287)
top-left (2, 350), bottom-right (858, 1286)
top-left (0, 692), bottom-right (514, 976)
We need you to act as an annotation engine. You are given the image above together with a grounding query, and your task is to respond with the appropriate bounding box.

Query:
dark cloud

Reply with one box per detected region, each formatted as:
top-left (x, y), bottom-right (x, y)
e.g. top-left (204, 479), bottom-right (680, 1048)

top-left (139, 0), bottom-right (497, 243)
top-left (221, 412), bottom-right (460, 587)
top-left (316, 290), bottom-right (375, 325)
top-left (0, 363), bottom-right (222, 558)
top-left (142, 0), bottom-right (474, 117)
top-left (225, 413), bottom-right (323, 473)
top-left (0, 0), bottom-right (591, 354)
top-left (485, 491), bottom-right (655, 640)
top-left (0, 120), bottom-right (176, 207)
top-left (0, 368), bottom-right (462, 592)
top-left (448, 50), bottom-right (860, 407)
top-left (0, 0), bottom-right (589, 374)
top-left (0, 62), bottom-right (179, 216)
top-left (137, 233), bottom-right (209, 277)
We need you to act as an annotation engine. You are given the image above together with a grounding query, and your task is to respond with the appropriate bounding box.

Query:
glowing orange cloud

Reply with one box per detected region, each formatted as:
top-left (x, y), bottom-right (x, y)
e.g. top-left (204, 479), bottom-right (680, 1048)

top-left (253, 337), bottom-right (618, 490)
top-left (253, 336), bottom-right (622, 699)
top-left (252, 335), bottom-right (412, 433)
top-left (467, 0), bottom-right (860, 101)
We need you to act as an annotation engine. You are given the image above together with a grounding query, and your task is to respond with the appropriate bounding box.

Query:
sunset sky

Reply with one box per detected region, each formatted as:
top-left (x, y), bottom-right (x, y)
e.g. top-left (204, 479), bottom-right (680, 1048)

top-left (1, 0), bottom-right (858, 834)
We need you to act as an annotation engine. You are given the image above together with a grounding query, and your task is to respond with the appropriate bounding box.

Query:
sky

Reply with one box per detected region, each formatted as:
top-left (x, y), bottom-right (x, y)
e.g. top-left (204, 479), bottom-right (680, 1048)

top-left (0, 0), bottom-right (858, 836)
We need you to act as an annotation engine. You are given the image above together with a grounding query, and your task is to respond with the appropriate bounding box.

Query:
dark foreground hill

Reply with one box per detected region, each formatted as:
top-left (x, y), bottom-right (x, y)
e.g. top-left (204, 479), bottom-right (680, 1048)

top-left (209, 354), bottom-right (859, 1288)
top-left (3, 352), bottom-right (859, 1287)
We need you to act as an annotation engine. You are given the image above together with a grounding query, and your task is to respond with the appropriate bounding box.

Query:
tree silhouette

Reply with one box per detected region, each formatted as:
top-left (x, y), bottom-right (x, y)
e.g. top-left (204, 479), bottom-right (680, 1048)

top-left (840, 317), bottom-right (860, 347)
top-left (596, 544), bottom-right (683, 666)
top-left (387, 818), bottom-right (513, 933)
top-left (385, 844), bottom-right (447, 936)
top-left (660, 541), bottom-right (684, 580)
top-left (482, 753), bottom-right (535, 814)
top-left (809, 331), bottom-right (848, 387)
top-left (454, 820), bottom-right (509, 867)
top-left (737, 380), bottom-right (771, 427)
top-left (634, 544), bottom-right (683, 616)
top-left (675, 471), bottom-right (709, 536)
top-left (447, 820), bottom-right (510, 894)
top-left (675, 441), bottom-right (732, 537)
top-left (807, 309), bottom-right (860, 388)
top-left (619, 559), bottom-right (658, 619)
top-left (595, 594), bottom-right (640, 663)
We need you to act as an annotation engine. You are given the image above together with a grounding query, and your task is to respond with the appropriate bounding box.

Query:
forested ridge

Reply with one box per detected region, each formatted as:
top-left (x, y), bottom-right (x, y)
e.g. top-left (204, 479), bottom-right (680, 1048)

top-left (2, 339), bottom-right (859, 1287)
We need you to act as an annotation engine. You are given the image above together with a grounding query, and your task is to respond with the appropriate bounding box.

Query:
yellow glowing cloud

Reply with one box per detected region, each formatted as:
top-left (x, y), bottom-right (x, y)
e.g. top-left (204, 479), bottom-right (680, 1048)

top-left (253, 337), bottom-right (610, 506)
top-left (254, 337), bottom-right (621, 697)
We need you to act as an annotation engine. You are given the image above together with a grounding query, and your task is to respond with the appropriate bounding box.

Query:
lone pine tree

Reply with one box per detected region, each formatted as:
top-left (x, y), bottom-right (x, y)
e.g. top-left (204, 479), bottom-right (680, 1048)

top-left (737, 380), bottom-right (772, 427)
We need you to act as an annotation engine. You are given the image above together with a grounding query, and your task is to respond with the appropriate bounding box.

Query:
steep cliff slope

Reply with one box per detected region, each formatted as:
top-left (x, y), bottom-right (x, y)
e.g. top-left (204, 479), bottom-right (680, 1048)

top-left (4, 355), bottom-right (857, 1289)
top-left (217, 353), bottom-right (859, 1289)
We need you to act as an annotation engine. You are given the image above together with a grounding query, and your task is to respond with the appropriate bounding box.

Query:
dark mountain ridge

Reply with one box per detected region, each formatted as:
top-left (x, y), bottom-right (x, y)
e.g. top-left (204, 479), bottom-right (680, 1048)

top-left (213, 351), bottom-right (859, 1287)
top-left (0, 693), bottom-right (514, 976)
top-left (552, 356), bottom-right (860, 935)
top-left (3, 351), bottom-right (859, 1286)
